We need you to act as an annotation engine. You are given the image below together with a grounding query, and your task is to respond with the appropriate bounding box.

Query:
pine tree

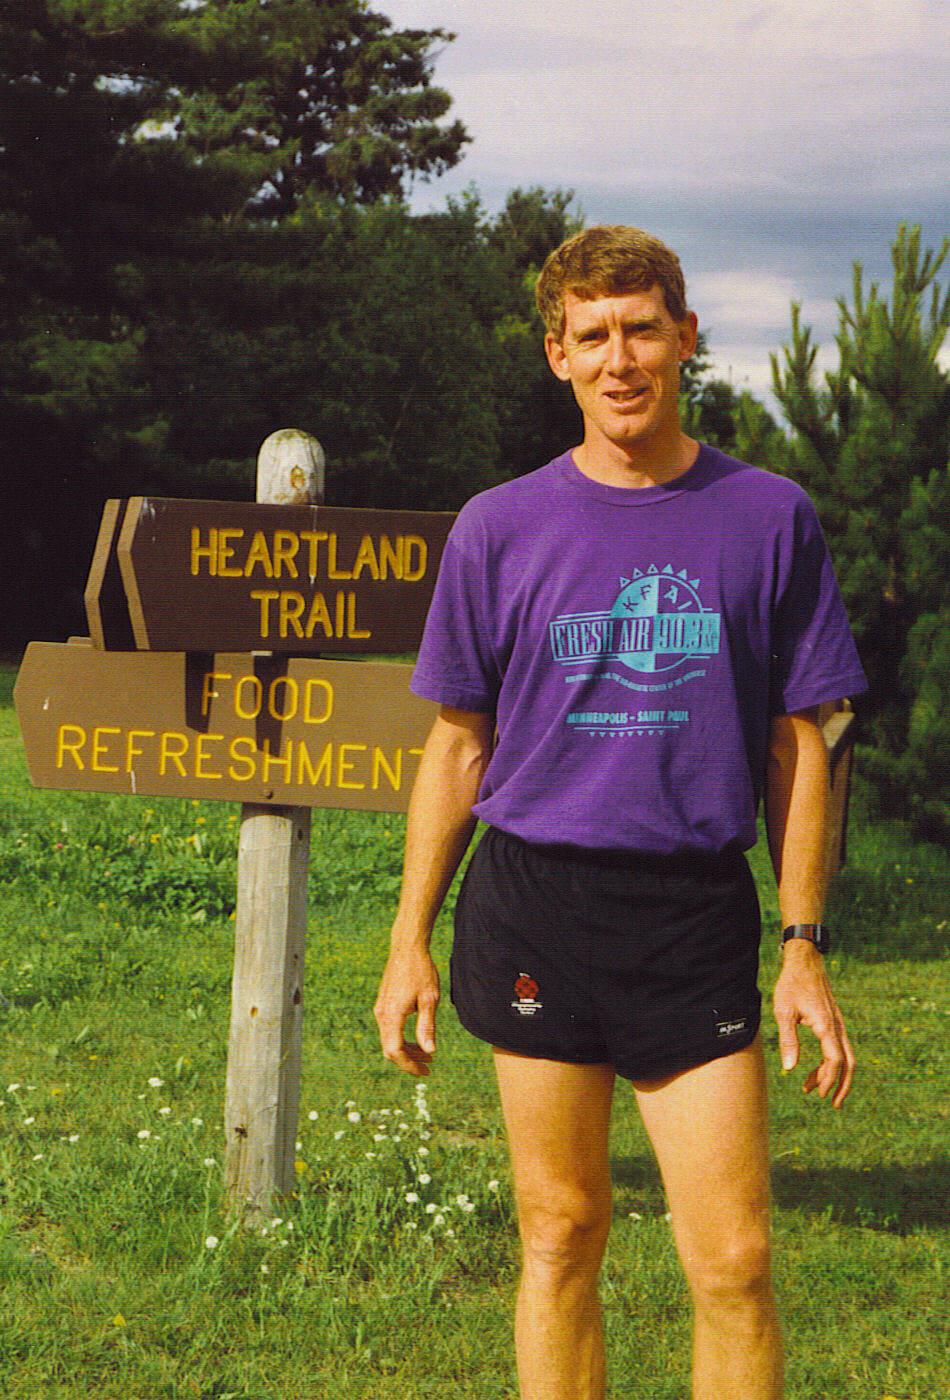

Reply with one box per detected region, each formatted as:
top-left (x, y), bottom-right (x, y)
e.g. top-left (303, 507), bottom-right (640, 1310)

top-left (772, 225), bottom-right (950, 841)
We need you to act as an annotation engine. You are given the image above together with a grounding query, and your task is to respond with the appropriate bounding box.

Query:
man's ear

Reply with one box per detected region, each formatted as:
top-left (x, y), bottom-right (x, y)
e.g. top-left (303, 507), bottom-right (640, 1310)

top-left (544, 332), bottom-right (572, 382)
top-left (678, 310), bottom-right (699, 362)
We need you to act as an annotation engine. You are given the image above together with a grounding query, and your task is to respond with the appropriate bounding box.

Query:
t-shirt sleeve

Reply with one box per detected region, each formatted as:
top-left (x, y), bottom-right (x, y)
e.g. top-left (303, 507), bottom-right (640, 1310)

top-left (410, 522), bottom-right (500, 714)
top-left (770, 493), bottom-right (868, 714)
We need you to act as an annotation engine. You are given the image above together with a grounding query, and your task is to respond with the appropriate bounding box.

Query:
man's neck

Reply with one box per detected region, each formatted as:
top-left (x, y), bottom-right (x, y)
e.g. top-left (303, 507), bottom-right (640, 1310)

top-left (573, 433), bottom-right (700, 490)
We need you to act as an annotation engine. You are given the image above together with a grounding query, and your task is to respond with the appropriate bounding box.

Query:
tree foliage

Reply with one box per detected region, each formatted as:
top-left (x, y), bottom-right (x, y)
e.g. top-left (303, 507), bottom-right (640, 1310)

top-left (772, 225), bottom-right (950, 841)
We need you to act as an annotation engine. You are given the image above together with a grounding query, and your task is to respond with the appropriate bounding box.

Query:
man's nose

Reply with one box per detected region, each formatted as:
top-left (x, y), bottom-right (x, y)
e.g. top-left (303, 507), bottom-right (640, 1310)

top-left (605, 332), bottom-right (636, 373)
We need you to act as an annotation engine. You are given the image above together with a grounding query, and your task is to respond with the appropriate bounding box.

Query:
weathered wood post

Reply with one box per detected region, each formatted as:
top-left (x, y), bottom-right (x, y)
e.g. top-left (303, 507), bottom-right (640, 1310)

top-left (224, 429), bottom-right (325, 1212)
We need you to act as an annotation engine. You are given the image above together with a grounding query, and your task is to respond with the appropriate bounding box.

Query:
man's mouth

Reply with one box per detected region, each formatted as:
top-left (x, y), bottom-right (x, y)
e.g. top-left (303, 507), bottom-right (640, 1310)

top-left (604, 387), bottom-right (648, 405)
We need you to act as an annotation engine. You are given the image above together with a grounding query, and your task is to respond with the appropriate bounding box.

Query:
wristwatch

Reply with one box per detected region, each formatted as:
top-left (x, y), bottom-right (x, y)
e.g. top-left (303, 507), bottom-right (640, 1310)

top-left (781, 923), bottom-right (830, 955)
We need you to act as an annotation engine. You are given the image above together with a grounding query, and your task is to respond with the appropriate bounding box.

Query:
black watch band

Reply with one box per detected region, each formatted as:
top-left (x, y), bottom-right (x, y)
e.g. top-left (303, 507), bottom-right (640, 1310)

top-left (781, 923), bottom-right (830, 955)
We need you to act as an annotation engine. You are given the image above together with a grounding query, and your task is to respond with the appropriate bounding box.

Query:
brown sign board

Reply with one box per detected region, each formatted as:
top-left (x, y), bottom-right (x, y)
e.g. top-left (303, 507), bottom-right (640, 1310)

top-left (108, 498), bottom-right (454, 653)
top-left (14, 641), bottom-right (436, 811)
top-left (83, 500), bottom-right (136, 651)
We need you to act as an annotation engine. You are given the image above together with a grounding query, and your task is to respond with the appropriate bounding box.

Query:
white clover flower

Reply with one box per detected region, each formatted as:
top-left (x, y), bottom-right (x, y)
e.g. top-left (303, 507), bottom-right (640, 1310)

top-left (260, 1263), bottom-right (269, 1274)
top-left (333, 1129), bottom-right (345, 1140)
top-left (433, 1213), bottom-right (445, 1226)
top-left (418, 1173), bottom-right (432, 1185)
top-left (425, 1203), bottom-right (437, 1214)
top-left (205, 1235), bottom-right (219, 1250)
top-left (23, 1117), bottom-right (35, 1126)
top-left (365, 1152), bottom-right (377, 1160)
top-left (628, 1211), bottom-right (643, 1221)
top-left (203, 1157), bottom-right (216, 1167)
top-left (347, 1111), bottom-right (361, 1124)
top-left (270, 1218), bottom-right (283, 1228)
top-left (417, 1146), bottom-right (429, 1158)
top-left (405, 1192), bottom-right (420, 1204)
top-left (6, 1083), bottom-right (20, 1093)
top-left (295, 1141), bottom-right (302, 1151)
top-left (158, 1106), bottom-right (171, 1116)
top-left (32, 1153), bottom-right (44, 1162)
top-left (405, 1221), bottom-right (417, 1231)
top-left (148, 1077), bottom-right (164, 1088)
top-left (192, 1118), bottom-right (203, 1127)
top-left (445, 1229), bottom-right (456, 1239)
top-left (345, 1100), bottom-right (356, 1108)
top-left (488, 1180), bottom-right (500, 1193)
top-left (372, 1133), bottom-right (387, 1143)
top-left (67, 1134), bottom-right (80, 1144)
top-left (137, 1129), bottom-right (152, 1140)
top-left (308, 1110), bottom-right (318, 1121)
top-left (419, 1130), bottom-right (431, 1141)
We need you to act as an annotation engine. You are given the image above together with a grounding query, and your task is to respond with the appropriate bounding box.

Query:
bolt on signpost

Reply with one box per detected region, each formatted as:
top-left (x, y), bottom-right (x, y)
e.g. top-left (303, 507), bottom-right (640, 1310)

top-left (224, 429), bottom-right (322, 1211)
top-left (15, 428), bottom-right (454, 1215)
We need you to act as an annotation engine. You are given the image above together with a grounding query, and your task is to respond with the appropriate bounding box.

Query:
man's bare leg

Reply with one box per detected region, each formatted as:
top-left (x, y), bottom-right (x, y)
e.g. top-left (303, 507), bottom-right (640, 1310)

top-left (493, 1052), bottom-right (616, 1400)
top-left (634, 1034), bottom-right (783, 1400)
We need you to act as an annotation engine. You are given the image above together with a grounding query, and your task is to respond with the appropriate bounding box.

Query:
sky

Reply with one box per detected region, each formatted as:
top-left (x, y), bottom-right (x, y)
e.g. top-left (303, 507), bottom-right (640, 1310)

top-left (382, 0), bottom-right (950, 411)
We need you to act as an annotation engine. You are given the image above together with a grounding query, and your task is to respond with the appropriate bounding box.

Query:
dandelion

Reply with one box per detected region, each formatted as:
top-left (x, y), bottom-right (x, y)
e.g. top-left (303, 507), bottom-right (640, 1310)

top-left (205, 1235), bottom-right (219, 1250)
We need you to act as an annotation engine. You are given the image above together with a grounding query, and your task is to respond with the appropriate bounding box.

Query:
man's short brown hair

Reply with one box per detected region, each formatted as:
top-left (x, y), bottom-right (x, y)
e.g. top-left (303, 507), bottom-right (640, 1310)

top-left (536, 225), bottom-right (688, 340)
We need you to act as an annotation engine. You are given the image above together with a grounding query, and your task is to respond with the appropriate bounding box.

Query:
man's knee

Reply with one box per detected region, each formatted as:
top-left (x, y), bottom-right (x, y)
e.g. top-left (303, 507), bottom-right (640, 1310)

top-left (681, 1227), bottom-right (774, 1313)
top-left (518, 1179), bottom-right (613, 1282)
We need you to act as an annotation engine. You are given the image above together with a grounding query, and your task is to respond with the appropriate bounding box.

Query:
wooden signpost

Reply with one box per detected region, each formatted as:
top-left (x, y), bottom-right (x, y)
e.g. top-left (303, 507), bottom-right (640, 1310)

top-left (14, 429), bottom-right (446, 1213)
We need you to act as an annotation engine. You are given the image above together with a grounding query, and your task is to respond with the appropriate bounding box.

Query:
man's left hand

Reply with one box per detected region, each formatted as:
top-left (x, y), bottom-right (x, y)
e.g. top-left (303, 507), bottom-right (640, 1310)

top-left (773, 940), bottom-right (855, 1107)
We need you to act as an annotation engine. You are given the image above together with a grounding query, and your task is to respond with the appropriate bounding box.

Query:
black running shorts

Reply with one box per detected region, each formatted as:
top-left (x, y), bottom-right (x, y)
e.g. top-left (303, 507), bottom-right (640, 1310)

top-left (451, 826), bottom-right (762, 1081)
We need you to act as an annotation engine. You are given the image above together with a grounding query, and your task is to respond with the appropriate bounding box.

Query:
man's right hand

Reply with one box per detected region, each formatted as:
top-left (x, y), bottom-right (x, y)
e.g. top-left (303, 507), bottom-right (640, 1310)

top-left (373, 945), bottom-right (441, 1076)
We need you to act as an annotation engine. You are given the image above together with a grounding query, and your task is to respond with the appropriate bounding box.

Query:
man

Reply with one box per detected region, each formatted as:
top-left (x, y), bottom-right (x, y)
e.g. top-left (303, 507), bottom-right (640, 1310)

top-left (374, 225), bottom-right (866, 1400)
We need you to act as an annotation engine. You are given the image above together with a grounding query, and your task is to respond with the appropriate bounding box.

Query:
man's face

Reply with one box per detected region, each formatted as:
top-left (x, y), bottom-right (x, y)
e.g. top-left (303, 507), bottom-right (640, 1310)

top-left (544, 286), bottom-right (698, 454)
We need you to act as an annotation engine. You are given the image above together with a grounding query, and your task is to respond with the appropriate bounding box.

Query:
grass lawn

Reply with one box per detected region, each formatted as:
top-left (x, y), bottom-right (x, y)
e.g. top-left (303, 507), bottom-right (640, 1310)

top-left (0, 661), bottom-right (947, 1399)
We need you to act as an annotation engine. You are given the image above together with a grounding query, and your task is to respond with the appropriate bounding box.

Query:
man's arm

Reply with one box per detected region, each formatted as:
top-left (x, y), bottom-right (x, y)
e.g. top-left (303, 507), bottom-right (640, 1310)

top-left (766, 706), bottom-right (856, 1107)
top-left (374, 705), bottom-right (493, 1076)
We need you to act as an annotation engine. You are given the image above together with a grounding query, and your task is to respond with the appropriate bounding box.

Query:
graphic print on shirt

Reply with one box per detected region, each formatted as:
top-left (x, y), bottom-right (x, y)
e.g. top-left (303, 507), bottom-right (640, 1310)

top-left (549, 565), bottom-right (722, 736)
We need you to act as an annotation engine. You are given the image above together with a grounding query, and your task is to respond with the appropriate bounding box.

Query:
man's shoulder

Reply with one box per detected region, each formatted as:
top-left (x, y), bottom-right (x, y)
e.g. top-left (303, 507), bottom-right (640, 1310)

top-left (452, 456), bottom-right (568, 531)
top-left (699, 447), bottom-right (816, 517)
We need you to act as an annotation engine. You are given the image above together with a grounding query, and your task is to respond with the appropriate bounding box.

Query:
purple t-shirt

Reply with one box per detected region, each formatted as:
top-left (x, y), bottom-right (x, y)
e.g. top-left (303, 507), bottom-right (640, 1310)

top-left (411, 446), bottom-right (867, 854)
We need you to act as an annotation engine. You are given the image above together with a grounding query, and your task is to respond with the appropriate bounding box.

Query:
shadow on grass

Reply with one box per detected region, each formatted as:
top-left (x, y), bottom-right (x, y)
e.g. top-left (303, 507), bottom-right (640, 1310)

top-left (610, 1154), bottom-right (950, 1236)
top-left (828, 865), bottom-right (950, 962)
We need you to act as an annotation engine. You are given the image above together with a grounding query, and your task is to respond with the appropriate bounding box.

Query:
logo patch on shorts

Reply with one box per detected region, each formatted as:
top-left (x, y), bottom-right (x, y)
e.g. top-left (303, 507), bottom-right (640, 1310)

top-left (511, 973), bottom-right (543, 1016)
top-left (716, 1018), bottom-right (747, 1038)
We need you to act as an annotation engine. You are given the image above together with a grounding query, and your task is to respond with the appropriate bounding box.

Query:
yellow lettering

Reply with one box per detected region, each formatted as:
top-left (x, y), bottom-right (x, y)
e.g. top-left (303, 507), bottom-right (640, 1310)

top-left (228, 736), bottom-right (257, 782)
top-left (91, 726), bottom-right (120, 773)
top-left (261, 739), bottom-right (293, 785)
top-left (327, 534), bottom-right (353, 579)
top-left (371, 746), bottom-right (402, 792)
top-left (159, 731), bottom-right (189, 777)
top-left (334, 591), bottom-right (345, 638)
top-left (216, 527), bottom-right (244, 578)
top-left (403, 535), bottom-right (427, 582)
top-left (56, 723), bottom-right (86, 771)
top-left (351, 534), bottom-right (380, 581)
top-left (200, 670), bottom-right (231, 717)
top-left (273, 530), bottom-right (300, 579)
top-left (379, 535), bottom-right (403, 580)
top-left (279, 591), bottom-right (305, 639)
top-left (195, 733), bottom-right (224, 780)
top-left (300, 530), bottom-right (327, 576)
top-left (234, 675), bottom-right (262, 720)
top-left (346, 592), bottom-right (370, 639)
top-left (251, 589), bottom-right (279, 639)
top-left (125, 729), bottom-right (155, 771)
top-left (243, 531), bottom-right (274, 578)
top-left (304, 678), bottom-right (333, 724)
top-left (337, 742), bottom-right (367, 790)
top-left (304, 592), bottom-right (332, 639)
top-left (191, 527), bottom-right (217, 577)
top-left (296, 740), bottom-right (332, 787)
top-left (268, 676), bottom-right (298, 721)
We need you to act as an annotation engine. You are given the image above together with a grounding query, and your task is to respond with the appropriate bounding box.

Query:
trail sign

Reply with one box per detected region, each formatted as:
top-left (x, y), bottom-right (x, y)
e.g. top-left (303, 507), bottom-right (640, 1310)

top-left (15, 641), bottom-right (436, 810)
top-left (111, 498), bottom-right (454, 653)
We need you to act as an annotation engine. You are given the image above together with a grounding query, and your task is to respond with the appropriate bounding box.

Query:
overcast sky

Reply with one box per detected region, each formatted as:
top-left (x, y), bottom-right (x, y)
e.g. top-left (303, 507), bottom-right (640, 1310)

top-left (382, 0), bottom-right (949, 409)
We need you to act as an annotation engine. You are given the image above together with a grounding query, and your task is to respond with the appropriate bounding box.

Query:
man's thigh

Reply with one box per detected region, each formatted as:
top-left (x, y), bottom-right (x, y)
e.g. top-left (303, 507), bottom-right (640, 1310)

top-left (632, 1035), bottom-right (772, 1271)
top-left (493, 1051), bottom-right (616, 1216)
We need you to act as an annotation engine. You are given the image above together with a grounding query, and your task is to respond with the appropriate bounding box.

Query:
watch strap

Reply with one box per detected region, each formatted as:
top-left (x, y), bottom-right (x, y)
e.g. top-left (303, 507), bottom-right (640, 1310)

top-left (781, 923), bottom-right (830, 954)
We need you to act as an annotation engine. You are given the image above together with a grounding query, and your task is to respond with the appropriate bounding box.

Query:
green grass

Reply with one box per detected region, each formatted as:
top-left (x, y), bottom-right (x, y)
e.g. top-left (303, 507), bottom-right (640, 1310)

top-left (0, 661), bottom-right (947, 1398)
